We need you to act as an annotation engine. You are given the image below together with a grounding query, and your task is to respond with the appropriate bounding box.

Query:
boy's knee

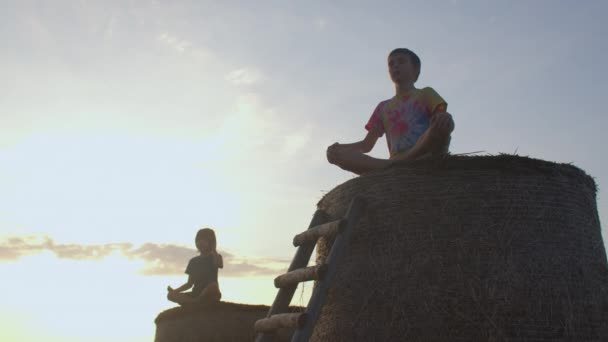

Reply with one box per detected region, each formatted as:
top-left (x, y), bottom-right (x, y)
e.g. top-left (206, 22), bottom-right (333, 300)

top-left (427, 123), bottom-right (452, 143)
top-left (430, 113), bottom-right (454, 134)
top-left (326, 144), bottom-right (340, 164)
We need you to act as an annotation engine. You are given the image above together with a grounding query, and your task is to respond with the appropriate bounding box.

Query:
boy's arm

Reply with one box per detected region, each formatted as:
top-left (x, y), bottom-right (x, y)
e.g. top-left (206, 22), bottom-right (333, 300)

top-left (168, 276), bottom-right (194, 293)
top-left (194, 282), bottom-right (221, 302)
top-left (327, 128), bottom-right (382, 165)
top-left (216, 253), bottom-right (223, 269)
top-left (332, 127), bottom-right (382, 153)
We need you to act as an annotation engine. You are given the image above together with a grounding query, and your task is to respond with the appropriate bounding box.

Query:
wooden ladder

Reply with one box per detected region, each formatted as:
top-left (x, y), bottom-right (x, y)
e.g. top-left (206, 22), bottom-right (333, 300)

top-left (254, 197), bottom-right (366, 342)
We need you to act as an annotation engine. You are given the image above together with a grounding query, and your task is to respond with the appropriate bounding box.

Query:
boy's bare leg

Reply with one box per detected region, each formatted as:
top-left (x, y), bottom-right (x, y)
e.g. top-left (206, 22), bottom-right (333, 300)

top-left (328, 145), bottom-right (391, 175)
top-left (167, 284), bottom-right (221, 306)
top-left (399, 130), bottom-right (449, 160)
top-left (327, 113), bottom-right (452, 174)
top-left (199, 282), bottom-right (222, 303)
top-left (395, 113), bottom-right (454, 161)
top-left (167, 291), bottom-right (196, 305)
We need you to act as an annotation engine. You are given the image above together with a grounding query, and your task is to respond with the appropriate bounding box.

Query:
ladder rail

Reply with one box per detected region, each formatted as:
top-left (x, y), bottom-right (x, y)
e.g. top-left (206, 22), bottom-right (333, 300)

top-left (291, 196), bottom-right (366, 342)
top-left (253, 197), bottom-right (367, 342)
top-left (254, 209), bottom-right (330, 342)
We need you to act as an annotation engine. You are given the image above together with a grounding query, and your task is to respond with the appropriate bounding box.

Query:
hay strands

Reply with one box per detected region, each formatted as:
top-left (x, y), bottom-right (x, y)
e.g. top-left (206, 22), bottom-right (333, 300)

top-left (254, 313), bottom-right (308, 333)
top-left (292, 219), bottom-right (346, 247)
top-left (274, 264), bottom-right (329, 288)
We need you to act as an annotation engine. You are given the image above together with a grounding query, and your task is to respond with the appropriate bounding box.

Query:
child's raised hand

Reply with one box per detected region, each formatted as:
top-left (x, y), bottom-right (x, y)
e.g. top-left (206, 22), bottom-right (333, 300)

top-left (326, 143), bottom-right (341, 164)
top-left (217, 253), bottom-right (224, 268)
top-left (167, 286), bottom-right (174, 292)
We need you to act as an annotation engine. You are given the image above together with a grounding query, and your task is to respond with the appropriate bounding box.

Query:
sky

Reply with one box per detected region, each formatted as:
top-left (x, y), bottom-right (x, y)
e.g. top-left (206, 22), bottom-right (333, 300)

top-left (1, 0), bottom-right (607, 341)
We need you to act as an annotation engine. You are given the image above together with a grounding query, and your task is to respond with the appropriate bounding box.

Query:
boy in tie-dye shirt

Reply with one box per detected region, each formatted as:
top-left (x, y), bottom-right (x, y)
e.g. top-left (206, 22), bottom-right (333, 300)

top-left (327, 48), bottom-right (455, 175)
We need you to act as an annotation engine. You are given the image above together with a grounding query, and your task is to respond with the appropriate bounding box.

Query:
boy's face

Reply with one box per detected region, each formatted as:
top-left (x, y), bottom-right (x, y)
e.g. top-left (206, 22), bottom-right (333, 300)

top-left (196, 238), bottom-right (210, 252)
top-left (388, 53), bottom-right (417, 85)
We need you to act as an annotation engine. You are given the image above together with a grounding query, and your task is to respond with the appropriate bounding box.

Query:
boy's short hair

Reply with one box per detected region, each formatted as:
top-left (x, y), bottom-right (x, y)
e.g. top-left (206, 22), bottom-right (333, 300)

top-left (388, 48), bottom-right (421, 82)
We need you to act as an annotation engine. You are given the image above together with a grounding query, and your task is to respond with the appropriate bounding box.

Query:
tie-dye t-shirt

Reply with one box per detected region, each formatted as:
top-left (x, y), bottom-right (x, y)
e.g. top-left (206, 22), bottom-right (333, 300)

top-left (365, 87), bottom-right (447, 158)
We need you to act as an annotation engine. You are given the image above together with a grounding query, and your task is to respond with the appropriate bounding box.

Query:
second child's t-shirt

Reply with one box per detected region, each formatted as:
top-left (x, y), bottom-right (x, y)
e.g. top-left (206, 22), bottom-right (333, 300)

top-left (365, 87), bottom-right (447, 158)
top-left (185, 254), bottom-right (218, 296)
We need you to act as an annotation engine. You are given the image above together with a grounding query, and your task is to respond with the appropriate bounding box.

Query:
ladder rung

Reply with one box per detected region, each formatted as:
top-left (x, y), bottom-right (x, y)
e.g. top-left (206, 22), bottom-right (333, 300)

top-left (254, 313), bottom-right (308, 332)
top-left (292, 219), bottom-right (346, 246)
top-left (274, 264), bottom-right (328, 288)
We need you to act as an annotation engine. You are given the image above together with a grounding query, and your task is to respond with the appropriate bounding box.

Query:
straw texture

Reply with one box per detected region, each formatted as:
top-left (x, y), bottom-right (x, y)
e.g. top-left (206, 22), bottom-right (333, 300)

top-left (312, 155), bottom-right (607, 342)
top-left (155, 302), bottom-right (302, 342)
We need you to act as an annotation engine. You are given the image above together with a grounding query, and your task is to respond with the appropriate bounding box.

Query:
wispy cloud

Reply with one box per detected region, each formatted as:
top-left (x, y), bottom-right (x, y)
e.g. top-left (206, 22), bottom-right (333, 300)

top-left (157, 32), bottom-right (192, 53)
top-left (281, 127), bottom-right (312, 158)
top-left (225, 67), bottom-right (265, 86)
top-left (0, 235), bottom-right (287, 277)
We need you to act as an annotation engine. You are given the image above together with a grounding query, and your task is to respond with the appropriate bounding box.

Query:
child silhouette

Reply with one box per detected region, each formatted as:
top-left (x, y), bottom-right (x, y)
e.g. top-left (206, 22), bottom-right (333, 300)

top-left (167, 228), bottom-right (223, 305)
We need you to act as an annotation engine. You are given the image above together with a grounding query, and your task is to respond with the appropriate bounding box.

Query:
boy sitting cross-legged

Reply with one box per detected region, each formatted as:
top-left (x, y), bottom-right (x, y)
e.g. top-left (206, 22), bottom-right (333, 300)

top-left (327, 48), bottom-right (455, 175)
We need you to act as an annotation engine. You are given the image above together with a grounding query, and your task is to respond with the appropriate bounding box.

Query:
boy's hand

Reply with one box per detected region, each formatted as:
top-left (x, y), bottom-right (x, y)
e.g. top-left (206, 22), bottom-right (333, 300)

top-left (326, 143), bottom-right (341, 164)
top-left (167, 286), bottom-right (174, 293)
top-left (430, 112), bottom-right (454, 135)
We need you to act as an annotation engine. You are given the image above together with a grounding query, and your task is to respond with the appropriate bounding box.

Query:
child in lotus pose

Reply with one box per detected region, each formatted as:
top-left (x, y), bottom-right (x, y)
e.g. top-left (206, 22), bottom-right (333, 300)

top-left (327, 48), bottom-right (455, 175)
top-left (167, 228), bottom-right (223, 306)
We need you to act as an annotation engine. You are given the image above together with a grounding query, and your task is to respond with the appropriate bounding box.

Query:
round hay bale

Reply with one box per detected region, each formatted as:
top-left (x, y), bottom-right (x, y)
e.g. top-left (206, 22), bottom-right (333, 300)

top-left (313, 155), bottom-right (608, 342)
top-left (155, 301), bottom-right (302, 342)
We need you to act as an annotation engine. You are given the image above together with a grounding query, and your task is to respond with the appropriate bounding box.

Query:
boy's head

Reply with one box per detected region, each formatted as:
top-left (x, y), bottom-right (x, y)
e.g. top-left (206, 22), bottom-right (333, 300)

top-left (195, 227), bottom-right (217, 253)
top-left (387, 48), bottom-right (421, 84)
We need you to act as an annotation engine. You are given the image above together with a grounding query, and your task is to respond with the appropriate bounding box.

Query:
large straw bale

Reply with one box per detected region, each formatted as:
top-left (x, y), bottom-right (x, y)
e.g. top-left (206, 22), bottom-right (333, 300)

top-left (313, 155), bottom-right (607, 342)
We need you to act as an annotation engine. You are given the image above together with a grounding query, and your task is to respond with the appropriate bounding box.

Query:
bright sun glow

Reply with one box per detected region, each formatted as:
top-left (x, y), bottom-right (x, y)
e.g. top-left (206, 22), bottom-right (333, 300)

top-left (0, 252), bottom-right (311, 342)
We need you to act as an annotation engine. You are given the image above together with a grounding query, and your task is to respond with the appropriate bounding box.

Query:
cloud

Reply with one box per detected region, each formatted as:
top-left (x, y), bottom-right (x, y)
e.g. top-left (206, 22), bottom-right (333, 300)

top-left (54, 242), bottom-right (134, 260)
top-left (157, 32), bottom-right (192, 53)
top-left (281, 127), bottom-right (312, 158)
top-left (0, 235), bottom-right (133, 261)
top-left (123, 242), bottom-right (286, 277)
top-left (0, 235), bottom-right (54, 260)
top-left (0, 235), bottom-right (287, 277)
top-left (225, 67), bottom-right (265, 86)
top-left (204, 93), bottom-right (280, 160)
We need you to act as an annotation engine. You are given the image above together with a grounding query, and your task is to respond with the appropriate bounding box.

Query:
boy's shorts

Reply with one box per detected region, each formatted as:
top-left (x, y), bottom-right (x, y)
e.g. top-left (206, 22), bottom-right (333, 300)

top-left (395, 135), bottom-right (451, 161)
